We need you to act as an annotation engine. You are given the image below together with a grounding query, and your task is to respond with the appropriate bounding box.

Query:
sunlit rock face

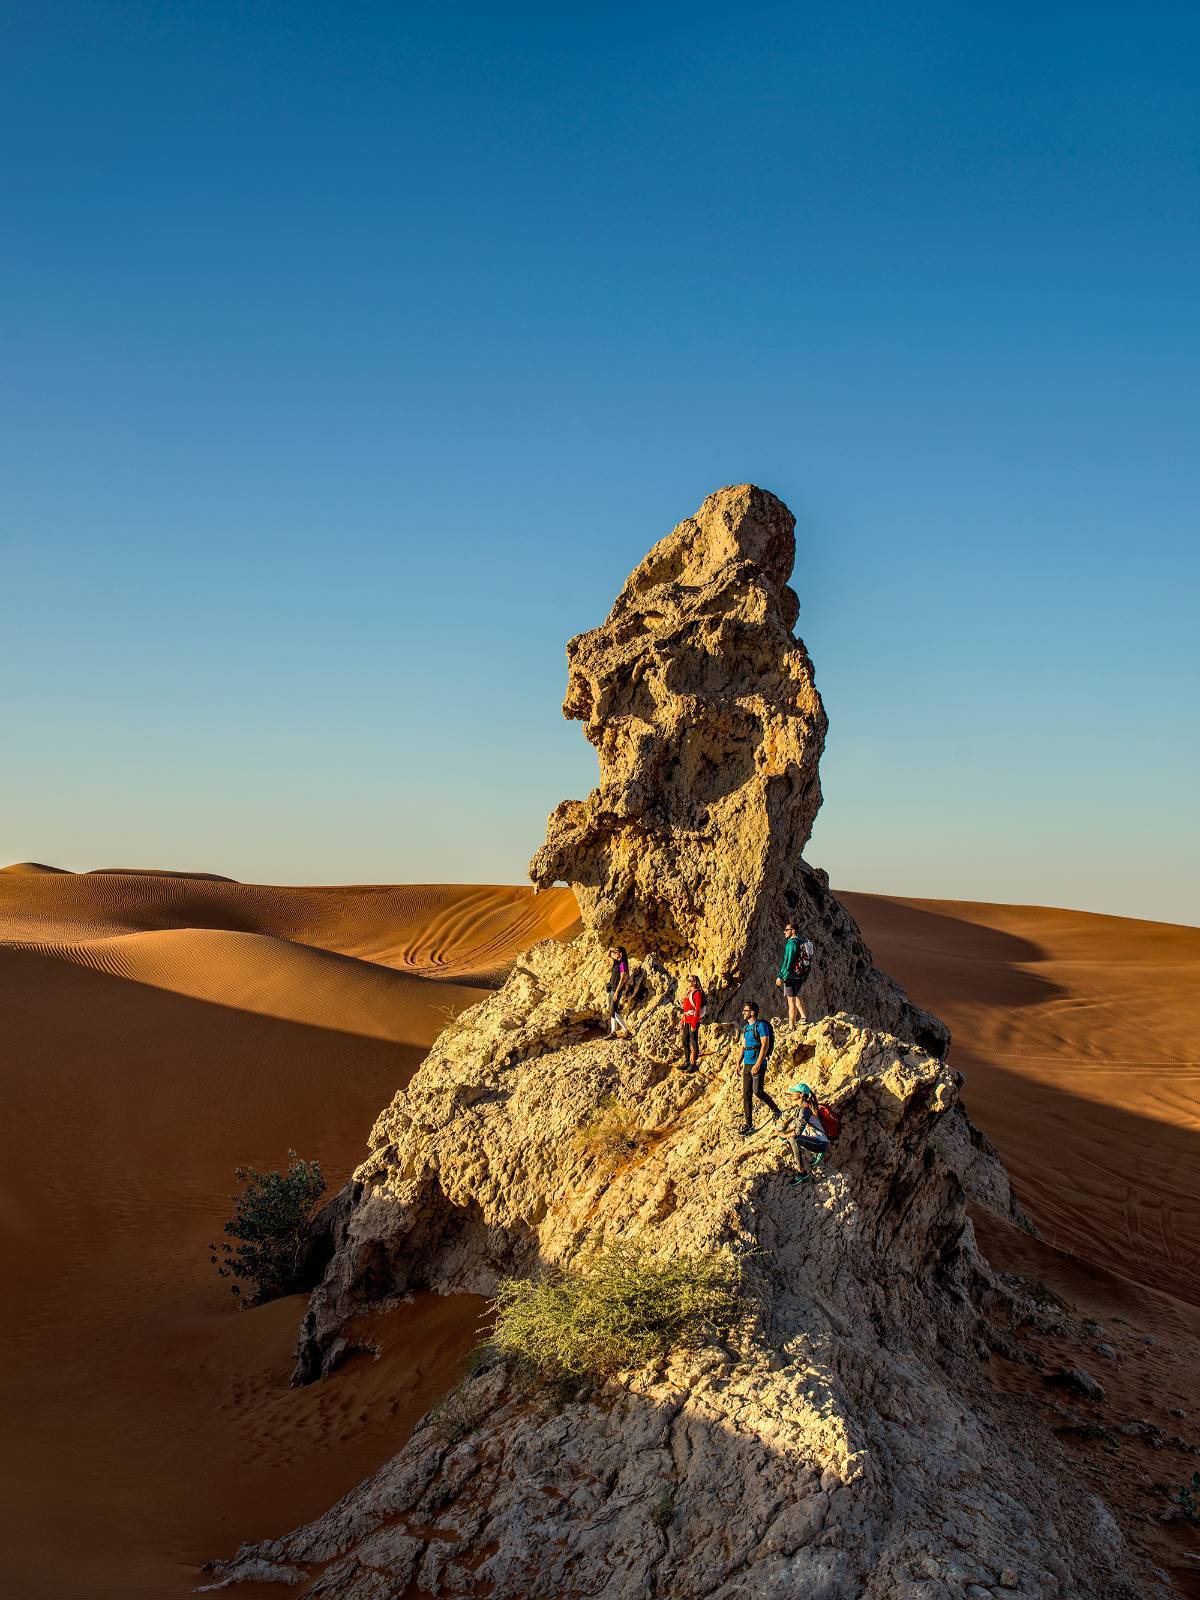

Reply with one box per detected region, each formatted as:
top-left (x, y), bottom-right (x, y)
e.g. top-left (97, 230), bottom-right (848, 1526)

top-left (531, 484), bottom-right (944, 1048)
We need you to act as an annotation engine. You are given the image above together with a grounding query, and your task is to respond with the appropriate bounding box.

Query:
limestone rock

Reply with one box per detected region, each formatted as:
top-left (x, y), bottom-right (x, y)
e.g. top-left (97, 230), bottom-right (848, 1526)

top-left (212, 1013), bottom-right (1142, 1598)
top-left (203, 487), bottom-right (1154, 1599)
top-left (529, 485), bottom-right (946, 1049)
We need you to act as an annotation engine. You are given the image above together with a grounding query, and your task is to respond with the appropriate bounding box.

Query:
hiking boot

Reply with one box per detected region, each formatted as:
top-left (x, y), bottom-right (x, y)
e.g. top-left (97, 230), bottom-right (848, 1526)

top-left (737, 1124), bottom-right (754, 1137)
top-left (790, 1172), bottom-right (811, 1186)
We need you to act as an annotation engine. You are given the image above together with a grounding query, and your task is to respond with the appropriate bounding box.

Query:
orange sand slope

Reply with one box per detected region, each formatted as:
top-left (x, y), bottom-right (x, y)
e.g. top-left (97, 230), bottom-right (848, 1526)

top-left (0, 867), bottom-right (579, 978)
top-left (0, 872), bottom-right (577, 1600)
top-left (0, 871), bottom-right (1196, 1600)
top-left (842, 893), bottom-right (1200, 1308)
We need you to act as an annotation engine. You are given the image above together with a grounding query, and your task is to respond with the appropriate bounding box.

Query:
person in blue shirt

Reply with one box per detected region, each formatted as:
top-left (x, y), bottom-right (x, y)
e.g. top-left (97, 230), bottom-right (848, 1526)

top-left (737, 1000), bottom-right (782, 1136)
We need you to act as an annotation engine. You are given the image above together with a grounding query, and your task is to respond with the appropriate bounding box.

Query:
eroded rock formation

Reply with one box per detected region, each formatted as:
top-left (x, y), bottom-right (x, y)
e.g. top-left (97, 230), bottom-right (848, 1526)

top-left (531, 485), bottom-right (944, 1047)
top-left (204, 487), bottom-right (1154, 1599)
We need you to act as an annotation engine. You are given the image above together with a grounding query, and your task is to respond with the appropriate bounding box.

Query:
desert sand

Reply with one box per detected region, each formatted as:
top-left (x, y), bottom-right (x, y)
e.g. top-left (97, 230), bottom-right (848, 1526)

top-left (0, 869), bottom-right (1196, 1597)
top-left (0, 870), bottom-right (577, 1600)
top-left (840, 894), bottom-right (1200, 1307)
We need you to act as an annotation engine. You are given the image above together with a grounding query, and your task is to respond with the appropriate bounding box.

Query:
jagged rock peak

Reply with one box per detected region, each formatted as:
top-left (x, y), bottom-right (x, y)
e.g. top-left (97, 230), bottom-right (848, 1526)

top-left (607, 482), bottom-right (801, 623)
top-left (530, 485), bottom-right (939, 1046)
top-left (530, 485), bottom-right (826, 993)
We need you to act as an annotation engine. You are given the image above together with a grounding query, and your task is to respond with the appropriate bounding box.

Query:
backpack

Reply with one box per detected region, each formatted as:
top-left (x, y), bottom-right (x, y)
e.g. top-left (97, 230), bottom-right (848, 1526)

top-left (817, 1103), bottom-right (841, 1141)
top-left (790, 938), bottom-right (813, 979)
top-left (743, 1020), bottom-right (774, 1061)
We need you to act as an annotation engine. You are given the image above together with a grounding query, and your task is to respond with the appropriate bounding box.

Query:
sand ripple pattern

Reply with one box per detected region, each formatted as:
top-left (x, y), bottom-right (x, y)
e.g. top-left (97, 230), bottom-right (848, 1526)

top-left (0, 869), bottom-right (580, 984)
top-left (843, 892), bottom-right (1200, 1308)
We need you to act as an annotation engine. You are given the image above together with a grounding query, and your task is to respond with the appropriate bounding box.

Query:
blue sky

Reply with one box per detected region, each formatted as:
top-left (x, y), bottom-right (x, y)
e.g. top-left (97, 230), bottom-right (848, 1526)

top-left (2, 2), bottom-right (1197, 923)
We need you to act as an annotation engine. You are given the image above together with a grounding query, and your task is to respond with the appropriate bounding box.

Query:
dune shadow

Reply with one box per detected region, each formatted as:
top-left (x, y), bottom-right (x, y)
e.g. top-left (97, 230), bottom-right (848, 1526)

top-left (838, 892), bottom-right (1071, 1014)
top-left (835, 897), bottom-right (1200, 1307)
top-left (952, 1050), bottom-right (1200, 1309)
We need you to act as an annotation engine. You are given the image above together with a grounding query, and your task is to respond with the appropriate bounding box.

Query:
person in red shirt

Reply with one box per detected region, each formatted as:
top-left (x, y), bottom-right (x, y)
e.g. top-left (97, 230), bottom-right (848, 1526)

top-left (680, 975), bottom-right (704, 1070)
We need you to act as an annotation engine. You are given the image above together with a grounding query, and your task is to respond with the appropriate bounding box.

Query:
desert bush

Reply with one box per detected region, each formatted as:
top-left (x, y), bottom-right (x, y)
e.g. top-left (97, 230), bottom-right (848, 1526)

top-left (1170, 1472), bottom-right (1200, 1527)
top-left (427, 997), bottom-right (480, 1047)
top-left (1055, 1419), bottom-right (1119, 1452)
top-left (490, 1239), bottom-right (740, 1385)
top-left (1007, 1276), bottom-right (1067, 1316)
top-left (574, 1095), bottom-right (653, 1170)
top-left (650, 1488), bottom-right (676, 1530)
top-left (209, 1150), bottom-right (326, 1306)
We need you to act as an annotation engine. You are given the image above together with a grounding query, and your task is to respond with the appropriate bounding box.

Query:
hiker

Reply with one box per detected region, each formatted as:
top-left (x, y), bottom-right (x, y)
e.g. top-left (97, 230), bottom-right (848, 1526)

top-left (780, 1081), bottom-right (832, 1184)
top-left (680, 974), bottom-right (704, 1070)
top-left (737, 1001), bottom-right (782, 1135)
top-left (775, 920), bottom-right (814, 1026)
top-left (606, 944), bottom-right (631, 1038)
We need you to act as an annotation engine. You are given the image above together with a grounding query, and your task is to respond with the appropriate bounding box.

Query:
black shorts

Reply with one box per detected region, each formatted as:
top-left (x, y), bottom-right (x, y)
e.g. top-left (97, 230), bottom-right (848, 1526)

top-left (783, 975), bottom-right (808, 998)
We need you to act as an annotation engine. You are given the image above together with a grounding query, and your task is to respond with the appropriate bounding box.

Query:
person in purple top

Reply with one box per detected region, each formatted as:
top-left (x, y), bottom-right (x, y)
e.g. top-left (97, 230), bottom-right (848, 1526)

top-left (606, 945), bottom-right (631, 1038)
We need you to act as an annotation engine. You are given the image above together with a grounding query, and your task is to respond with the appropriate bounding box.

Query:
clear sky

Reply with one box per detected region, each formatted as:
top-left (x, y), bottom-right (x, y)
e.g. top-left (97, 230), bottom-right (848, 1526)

top-left (2, 2), bottom-right (1197, 924)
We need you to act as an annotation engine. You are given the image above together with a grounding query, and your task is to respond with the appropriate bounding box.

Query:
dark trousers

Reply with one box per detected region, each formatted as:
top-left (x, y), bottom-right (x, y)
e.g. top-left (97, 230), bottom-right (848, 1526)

top-left (789, 1132), bottom-right (828, 1167)
top-left (681, 1022), bottom-right (700, 1068)
top-left (743, 1064), bottom-right (781, 1125)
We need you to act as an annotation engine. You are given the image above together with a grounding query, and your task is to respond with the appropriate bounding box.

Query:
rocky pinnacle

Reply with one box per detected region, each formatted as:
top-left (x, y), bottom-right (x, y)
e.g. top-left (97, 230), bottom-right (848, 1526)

top-left (201, 488), bottom-right (1152, 1600)
top-left (532, 484), bottom-right (945, 1046)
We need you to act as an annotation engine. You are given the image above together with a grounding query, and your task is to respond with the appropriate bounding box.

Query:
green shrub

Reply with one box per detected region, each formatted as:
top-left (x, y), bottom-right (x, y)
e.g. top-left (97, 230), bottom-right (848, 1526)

top-left (209, 1150), bottom-right (326, 1306)
top-left (491, 1240), bottom-right (740, 1385)
top-left (1023, 1278), bottom-right (1067, 1311)
top-left (1170, 1472), bottom-right (1200, 1527)
top-left (1055, 1419), bottom-right (1119, 1453)
top-left (650, 1489), bottom-right (676, 1530)
top-left (574, 1095), bottom-right (652, 1171)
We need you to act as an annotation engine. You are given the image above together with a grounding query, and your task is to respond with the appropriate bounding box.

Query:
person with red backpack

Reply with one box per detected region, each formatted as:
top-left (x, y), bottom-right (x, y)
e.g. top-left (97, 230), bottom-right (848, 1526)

top-left (780, 1081), bottom-right (840, 1184)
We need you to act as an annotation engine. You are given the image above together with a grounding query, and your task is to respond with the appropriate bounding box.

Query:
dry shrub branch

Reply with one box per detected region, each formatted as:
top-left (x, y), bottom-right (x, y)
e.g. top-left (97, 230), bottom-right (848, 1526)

top-left (490, 1240), bottom-right (740, 1384)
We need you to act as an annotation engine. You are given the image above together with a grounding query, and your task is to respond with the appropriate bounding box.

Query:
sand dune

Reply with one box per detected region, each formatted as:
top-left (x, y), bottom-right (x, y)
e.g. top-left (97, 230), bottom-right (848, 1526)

top-left (0, 873), bottom-right (1196, 1599)
top-left (0, 874), bottom-right (577, 1600)
top-left (0, 869), bottom-right (580, 979)
top-left (87, 866), bottom-right (242, 881)
top-left (2, 927), bottom-right (485, 1042)
top-left (842, 893), bottom-right (1200, 1308)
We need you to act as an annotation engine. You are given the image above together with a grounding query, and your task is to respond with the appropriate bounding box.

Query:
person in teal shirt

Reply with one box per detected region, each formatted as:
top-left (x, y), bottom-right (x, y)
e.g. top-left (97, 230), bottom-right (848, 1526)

top-left (778, 1081), bottom-right (830, 1185)
top-left (775, 920), bottom-right (814, 1026)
